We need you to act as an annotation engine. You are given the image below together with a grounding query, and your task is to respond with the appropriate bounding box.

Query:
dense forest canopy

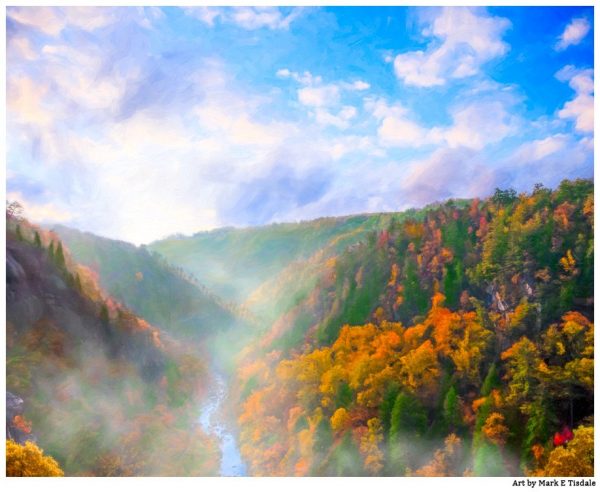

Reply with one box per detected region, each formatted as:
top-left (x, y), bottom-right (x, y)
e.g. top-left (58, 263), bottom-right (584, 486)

top-left (5, 178), bottom-right (594, 477)
top-left (232, 179), bottom-right (594, 476)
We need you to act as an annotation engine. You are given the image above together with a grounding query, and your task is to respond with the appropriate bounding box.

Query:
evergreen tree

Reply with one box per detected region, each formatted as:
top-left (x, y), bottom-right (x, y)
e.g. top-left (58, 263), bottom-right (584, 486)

top-left (75, 273), bottom-right (82, 292)
top-left (379, 384), bottom-right (400, 437)
top-left (332, 431), bottom-right (363, 476)
top-left (443, 386), bottom-right (461, 433)
top-left (55, 241), bottom-right (66, 269)
top-left (100, 303), bottom-right (110, 325)
top-left (481, 363), bottom-right (501, 397)
top-left (388, 392), bottom-right (427, 474)
top-left (34, 231), bottom-right (42, 248)
top-left (443, 260), bottom-right (463, 309)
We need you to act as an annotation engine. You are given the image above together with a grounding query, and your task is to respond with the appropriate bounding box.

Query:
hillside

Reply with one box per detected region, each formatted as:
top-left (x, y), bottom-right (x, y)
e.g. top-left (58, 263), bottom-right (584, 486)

top-left (6, 221), bottom-right (219, 476)
top-left (5, 179), bottom-right (594, 478)
top-left (149, 214), bottom-right (401, 305)
top-left (232, 179), bottom-right (594, 476)
top-left (52, 225), bottom-right (248, 341)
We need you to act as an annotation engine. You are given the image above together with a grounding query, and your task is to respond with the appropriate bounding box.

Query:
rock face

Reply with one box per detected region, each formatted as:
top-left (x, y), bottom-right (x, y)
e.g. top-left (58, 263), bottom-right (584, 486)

top-left (6, 391), bottom-right (33, 444)
top-left (6, 238), bottom-right (165, 382)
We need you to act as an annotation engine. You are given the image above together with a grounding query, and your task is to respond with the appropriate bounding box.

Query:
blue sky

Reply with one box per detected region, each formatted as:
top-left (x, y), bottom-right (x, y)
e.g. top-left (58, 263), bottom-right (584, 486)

top-left (6, 6), bottom-right (594, 244)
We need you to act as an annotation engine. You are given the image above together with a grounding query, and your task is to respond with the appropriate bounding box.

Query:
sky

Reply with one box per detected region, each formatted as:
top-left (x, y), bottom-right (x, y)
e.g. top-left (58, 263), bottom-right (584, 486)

top-left (6, 6), bottom-right (594, 245)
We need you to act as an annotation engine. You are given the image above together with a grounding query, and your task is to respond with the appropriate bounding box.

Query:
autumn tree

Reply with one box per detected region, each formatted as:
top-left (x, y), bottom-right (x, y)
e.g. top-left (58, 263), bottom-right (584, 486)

top-left (6, 440), bottom-right (64, 477)
top-left (414, 434), bottom-right (465, 476)
top-left (6, 200), bottom-right (24, 222)
top-left (538, 426), bottom-right (593, 477)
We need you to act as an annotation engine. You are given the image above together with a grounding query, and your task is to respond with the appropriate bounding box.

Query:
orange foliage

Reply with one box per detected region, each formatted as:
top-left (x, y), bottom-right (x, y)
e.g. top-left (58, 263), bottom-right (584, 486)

top-left (482, 412), bottom-right (509, 446)
top-left (13, 415), bottom-right (32, 434)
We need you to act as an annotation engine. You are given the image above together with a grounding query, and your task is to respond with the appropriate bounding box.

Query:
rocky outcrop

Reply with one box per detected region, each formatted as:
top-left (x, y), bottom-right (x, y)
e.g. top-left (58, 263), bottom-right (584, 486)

top-left (6, 391), bottom-right (34, 444)
top-left (6, 238), bottom-right (165, 382)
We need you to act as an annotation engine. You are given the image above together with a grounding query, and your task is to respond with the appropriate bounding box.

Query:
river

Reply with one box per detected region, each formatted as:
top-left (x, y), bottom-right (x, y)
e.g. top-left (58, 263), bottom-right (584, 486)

top-left (198, 371), bottom-right (248, 477)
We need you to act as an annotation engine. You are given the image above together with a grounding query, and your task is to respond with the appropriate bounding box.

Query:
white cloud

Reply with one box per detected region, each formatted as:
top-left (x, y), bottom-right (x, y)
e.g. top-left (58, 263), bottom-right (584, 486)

top-left (8, 7), bottom-right (66, 36)
top-left (376, 98), bottom-right (518, 150)
top-left (7, 191), bottom-right (74, 224)
top-left (276, 68), bottom-right (292, 78)
top-left (7, 76), bottom-right (52, 126)
top-left (504, 134), bottom-right (593, 191)
top-left (231, 7), bottom-right (300, 30)
top-left (7, 6), bottom-right (117, 36)
top-left (364, 97), bottom-right (407, 120)
top-left (378, 114), bottom-right (428, 146)
top-left (556, 65), bottom-right (594, 133)
top-left (511, 134), bottom-right (569, 162)
top-left (277, 68), bottom-right (321, 85)
top-left (314, 106), bottom-right (357, 129)
top-left (184, 7), bottom-right (302, 30)
top-left (298, 85), bottom-right (340, 107)
top-left (8, 36), bottom-right (37, 61)
top-left (438, 101), bottom-right (517, 150)
top-left (400, 147), bottom-right (497, 204)
top-left (393, 7), bottom-right (510, 87)
top-left (280, 70), bottom-right (370, 120)
top-left (328, 135), bottom-right (380, 161)
top-left (183, 7), bottom-right (222, 27)
top-left (343, 80), bottom-right (371, 91)
top-left (556, 17), bottom-right (590, 51)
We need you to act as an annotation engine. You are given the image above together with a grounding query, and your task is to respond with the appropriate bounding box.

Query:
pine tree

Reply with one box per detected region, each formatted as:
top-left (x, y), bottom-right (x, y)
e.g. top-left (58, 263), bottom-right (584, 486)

top-left (75, 273), bottom-right (82, 292)
top-left (100, 303), bottom-right (110, 325)
top-left (55, 241), bottom-right (66, 269)
top-left (34, 231), bottom-right (42, 248)
top-left (443, 386), bottom-right (461, 433)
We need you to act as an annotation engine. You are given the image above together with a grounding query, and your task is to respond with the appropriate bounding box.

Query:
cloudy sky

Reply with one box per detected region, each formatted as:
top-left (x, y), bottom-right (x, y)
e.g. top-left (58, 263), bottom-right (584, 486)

top-left (6, 6), bottom-right (594, 244)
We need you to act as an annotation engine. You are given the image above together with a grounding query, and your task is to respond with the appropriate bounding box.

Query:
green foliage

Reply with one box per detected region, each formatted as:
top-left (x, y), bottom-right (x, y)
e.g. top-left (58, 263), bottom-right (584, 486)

top-left (481, 363), bottom-right (500, 396)
top-left (492, 187), bottom-right (517, 206)
top-left (443, 386), bottom-right (461, 433)
top-left (55, 241), bottom-right (66, 269)
top-left (473, 440), bottom-right (508, 476)
top-left (443, 260), bottom-right (463, 309)
top-left (379, 384), bottom-right (400, 436)
top-left (335, 381), bottom-right (354, 409)
top-left (390, 392), bottom-right (427, 441)
top-left (402, 256), bottom-right (429, 319)
top-left (313, 418), bottom-right (333, 462)
top-left (330, 431), bottom-right (363, 476)
top-left (99, 303), bottom-right (110, 324)
top-left (522, 398), bottom-right (553, 466)
top-left (53, 225), bottom-right (246, 344)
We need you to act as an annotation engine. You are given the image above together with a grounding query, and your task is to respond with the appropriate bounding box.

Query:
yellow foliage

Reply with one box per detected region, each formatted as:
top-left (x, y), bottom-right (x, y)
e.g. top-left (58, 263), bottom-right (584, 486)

top-left (559, 249), bottom-right (576, 275)
top-left (330, 408), bottom-right (350, 433)
top-left (400, 340), bottom-right (440, 396)
top-left (414, 434), bottom-right (463, 477)
top-left (482, 412), bottom-right (509, 446)
top-left (6, 440), bottom-right (64, 477)
top-left (359, 418), bottom-right (384, 475)
top-left (539, 426), bottom-right (593, 477)
top-left (388, 263), bottom-right (399, 286)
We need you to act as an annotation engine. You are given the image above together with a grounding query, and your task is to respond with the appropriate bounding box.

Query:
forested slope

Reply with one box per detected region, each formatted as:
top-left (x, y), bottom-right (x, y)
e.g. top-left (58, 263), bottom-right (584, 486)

top-left (53, 225), bottom-right (248, 341)
top-left (233, 179), bottom-right (594, 477)
top-left (6, 220), bottom-right (219, 476)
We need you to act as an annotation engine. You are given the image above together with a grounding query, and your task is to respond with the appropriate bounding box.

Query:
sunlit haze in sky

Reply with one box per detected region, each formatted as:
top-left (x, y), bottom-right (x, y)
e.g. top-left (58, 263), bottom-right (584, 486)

top-left (6, 6), bottom-right (594, 244)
